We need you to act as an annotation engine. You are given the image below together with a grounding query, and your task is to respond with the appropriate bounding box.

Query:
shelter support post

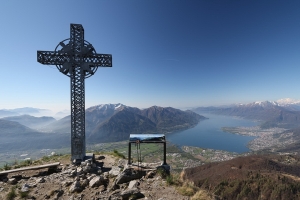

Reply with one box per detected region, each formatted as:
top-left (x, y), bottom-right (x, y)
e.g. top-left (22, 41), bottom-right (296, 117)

top-left (163, 141), bottom-right (167, 165)
top-left (128, 142), bottom-right (131, 164)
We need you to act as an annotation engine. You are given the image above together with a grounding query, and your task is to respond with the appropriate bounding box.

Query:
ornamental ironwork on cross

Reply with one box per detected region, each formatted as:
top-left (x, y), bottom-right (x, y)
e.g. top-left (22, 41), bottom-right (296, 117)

top-left (37, 24), bottom-right (112, 162)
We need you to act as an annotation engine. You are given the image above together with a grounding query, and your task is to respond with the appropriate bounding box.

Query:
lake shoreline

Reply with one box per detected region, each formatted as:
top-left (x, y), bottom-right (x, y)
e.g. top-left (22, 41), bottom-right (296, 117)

top-left (167, 114), bottom-right (257, 153)
top-left (221, 126), bottom-right (293, 151)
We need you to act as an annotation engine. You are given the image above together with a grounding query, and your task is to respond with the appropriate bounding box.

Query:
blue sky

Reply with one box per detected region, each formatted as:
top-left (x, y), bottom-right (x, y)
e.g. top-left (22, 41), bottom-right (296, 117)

top-left (1, 1), bottom-right (300, 112)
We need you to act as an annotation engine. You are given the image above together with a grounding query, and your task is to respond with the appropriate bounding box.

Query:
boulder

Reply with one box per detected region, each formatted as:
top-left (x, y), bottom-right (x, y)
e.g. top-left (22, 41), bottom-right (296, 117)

top-left (87, 174), bottom-right (97, 183)
top-left (128, 180), bottom-right (139, 189)
top-left (120, 188), bottom-right (144, 199)
top-left (76, 167), bottom-right (83, 175)
top-left (21, 183), bottom-right (30, 192)
top-left (89, 176), bottom-right (104, 188)
top-left (115, 168), bottom-right (145, 184)
top-left (145, 170), bottom-right (156, 179)
top-left (81, 165), bottom-right (91, 174)
top-left (109, 166), bottom-right (121, 177)
top-left (80, 179), bottom-right (89, 188)
top-left (103, 172), bottom-right (109, 181)
top-left (54, 189), bottom-right (64, 199)
top-left (118, 159), bottom-right (127, 168)
top-left (62, 180), bottom-right (73, 187)
top-left (69, 180), bottom-right (82, 193)
top-left (96, 155), bottom-right (105, 160)
top-left (7, 178), bottom-right (17, 184)
top-left (36, 177), bottom-right (45, 183)
top-left (99, 184), bottom-right (106, 192)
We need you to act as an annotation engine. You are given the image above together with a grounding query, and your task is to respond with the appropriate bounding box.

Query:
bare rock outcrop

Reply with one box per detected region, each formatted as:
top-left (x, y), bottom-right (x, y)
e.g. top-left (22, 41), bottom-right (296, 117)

top-left (0, 155), bottom-right (184, 200)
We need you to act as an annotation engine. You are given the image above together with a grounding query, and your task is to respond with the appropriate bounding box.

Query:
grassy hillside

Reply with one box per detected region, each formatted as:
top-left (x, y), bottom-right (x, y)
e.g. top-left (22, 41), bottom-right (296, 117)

top-left (182, 154), bottom-right (300, 199)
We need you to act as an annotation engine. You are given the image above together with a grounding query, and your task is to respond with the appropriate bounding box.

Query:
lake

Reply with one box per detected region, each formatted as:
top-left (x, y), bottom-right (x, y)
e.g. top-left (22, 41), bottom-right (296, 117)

top-left (167, 114), bottom-right (257, 153)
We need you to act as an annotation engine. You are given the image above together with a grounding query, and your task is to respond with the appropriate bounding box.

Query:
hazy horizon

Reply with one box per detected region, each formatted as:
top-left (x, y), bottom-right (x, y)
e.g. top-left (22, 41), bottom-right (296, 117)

top-left (1, 97), bottom-right (299, 115)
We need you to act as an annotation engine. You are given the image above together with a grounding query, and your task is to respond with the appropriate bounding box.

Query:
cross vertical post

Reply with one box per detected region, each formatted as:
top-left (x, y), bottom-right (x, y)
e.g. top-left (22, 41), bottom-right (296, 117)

top-left (69, 24), bottom-right (86, 162)
top-left (37, 24), bottom-right (112, 162)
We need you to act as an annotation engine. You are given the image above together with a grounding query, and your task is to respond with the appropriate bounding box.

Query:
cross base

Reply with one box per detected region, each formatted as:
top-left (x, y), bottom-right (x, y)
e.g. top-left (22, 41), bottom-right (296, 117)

top-left (72, 153), bottom-right (95, 165)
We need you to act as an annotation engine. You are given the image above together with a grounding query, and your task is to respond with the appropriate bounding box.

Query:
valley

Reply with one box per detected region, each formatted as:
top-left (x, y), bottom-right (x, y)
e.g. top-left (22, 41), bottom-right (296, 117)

top-left (0, 140), bottom-right (243, 171)
top-left (2, 100), bottom-right (300, 170)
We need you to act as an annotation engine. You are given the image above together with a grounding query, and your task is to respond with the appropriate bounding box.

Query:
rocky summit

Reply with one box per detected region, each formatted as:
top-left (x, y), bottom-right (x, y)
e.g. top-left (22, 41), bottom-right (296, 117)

top-left (0, 154), bottom-right (189, 200)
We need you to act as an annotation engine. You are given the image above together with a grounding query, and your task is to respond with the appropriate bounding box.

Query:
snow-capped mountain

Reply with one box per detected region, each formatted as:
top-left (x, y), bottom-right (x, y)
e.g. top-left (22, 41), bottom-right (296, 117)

top-left (276, 98), bottom-right (300, 105)
top-left (243, 101), bottom-right (279, 108)
top-left (275, 98), bottom-right (300, 111)
top-left (91, 103), bottom-right (126, 112)
top-left (235, 98), bottom-right (300, 111)
top-left (194, 98), bottom-right (300, 129)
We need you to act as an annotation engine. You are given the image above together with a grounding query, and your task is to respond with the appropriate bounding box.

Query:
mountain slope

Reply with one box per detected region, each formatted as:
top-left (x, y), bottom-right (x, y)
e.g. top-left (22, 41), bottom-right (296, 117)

top-left (41, 104), bottom-right (204, 143)
top-left (87, 106), bottom-right (205, 143)
top-left (42, 103), bottom-right (129, 133)
top-left (88, 109), bottom-right (157, 142)
top-left (0, 110), bottom-right (19, 117)
top-left (139, 106), bottom-right (205, 132)
top-left (2, 115), bottom-right (56, 129)
top-left (0, 119), bottom-right (35, 135)
top-left (0, 119), bottom-right (69, 151)
top-left (182, 154), bottom-right (300, 199)
top-left (194, 101), bottom-right (300, 129)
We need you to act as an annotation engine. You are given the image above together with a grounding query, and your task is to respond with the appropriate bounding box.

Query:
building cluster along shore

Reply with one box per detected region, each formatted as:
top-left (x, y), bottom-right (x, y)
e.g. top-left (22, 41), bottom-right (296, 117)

top-left (222, 126), bottom-right (295, 151)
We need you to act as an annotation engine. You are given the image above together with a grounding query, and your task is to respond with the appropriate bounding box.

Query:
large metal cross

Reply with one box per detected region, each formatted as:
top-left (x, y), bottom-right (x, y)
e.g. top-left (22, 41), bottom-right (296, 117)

top-left (37, 24), bottom-right (112, 162)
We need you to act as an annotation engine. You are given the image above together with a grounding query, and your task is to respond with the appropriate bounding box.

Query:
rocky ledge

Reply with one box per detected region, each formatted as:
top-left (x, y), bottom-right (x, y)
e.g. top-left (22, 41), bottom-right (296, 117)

top-left (0, 155), bottom-right (188, 200)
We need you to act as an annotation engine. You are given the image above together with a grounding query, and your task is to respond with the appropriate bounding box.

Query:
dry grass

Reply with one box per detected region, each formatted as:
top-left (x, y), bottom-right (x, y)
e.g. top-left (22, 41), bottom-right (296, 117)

top-left (177, 181), bottom-right (197, 196)
top-left (191, 189), bottom-right (213, 200)
top-left (166, 173), bottom-right (182, 186)
top-left (175, 173), bottom-right (213, 199)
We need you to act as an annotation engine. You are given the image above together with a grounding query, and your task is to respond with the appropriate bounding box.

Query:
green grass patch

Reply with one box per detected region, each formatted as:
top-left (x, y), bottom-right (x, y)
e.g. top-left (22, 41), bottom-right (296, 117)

top-left (4, 163), bottom-right (11, 170)
top-left (6, 187), bottom-right (17, 200)
top-left (166, 173), bottom-right (182, 186)
top-left (19, 191), bottom-right (29, 198)
top-left (112, 149), bottom-right (126, 159)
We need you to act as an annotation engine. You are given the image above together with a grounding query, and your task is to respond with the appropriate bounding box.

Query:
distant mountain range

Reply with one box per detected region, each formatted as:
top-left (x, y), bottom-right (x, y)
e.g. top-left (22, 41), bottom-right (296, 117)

top-left (0, 118), bottom-right (69, 152)
top-left (2, 115), bottom-right (56, 129)
top-left (0, 107), bottom-right (52, 118)
top-left (42, 103), bottom-right (206, 142)
top-left (0, 104), bottom-right (205, 150)
top-left (194, 99), bottom-right (300, 129)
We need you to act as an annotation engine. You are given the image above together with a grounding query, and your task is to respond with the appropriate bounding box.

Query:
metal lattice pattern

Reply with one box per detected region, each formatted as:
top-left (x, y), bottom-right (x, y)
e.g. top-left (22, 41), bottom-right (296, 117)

top-left (70, 65), bottom-right (85, 158)
top-left (37, 24), bottom-right (112, 161)
top-left (37, 51), bottom-right (112, 66)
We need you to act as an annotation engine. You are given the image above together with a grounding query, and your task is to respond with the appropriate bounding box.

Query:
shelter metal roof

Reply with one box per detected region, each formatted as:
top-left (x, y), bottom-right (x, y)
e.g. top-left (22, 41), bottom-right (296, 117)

top-left (129, 134), bottom-right (165, 143)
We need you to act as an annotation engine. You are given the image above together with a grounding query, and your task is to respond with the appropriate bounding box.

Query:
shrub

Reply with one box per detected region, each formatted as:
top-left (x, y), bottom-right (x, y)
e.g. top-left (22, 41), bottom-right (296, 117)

top-left (112, 149), bottom-right (125, 159)
top-left (166, 175), bottom-right (174, 185)
top-left (42, 156), bottom-right (51, 162)
top-left (19, 191), bottom-right (29, 198)
top-left (157, 167), bottom-right (168, 179)
top-left (13, 160), bottom-right (18, 166)
top-left (19, 160), bottom-right (32, 167)
top-left (6, 187), bottom-right (16, 200)
top-left (4, 163), bottom-right (11, 170)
